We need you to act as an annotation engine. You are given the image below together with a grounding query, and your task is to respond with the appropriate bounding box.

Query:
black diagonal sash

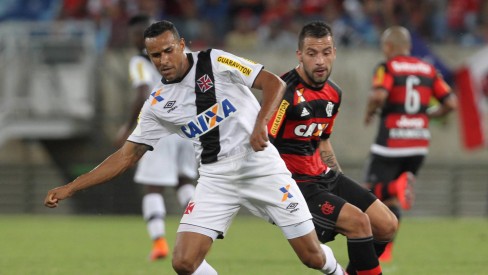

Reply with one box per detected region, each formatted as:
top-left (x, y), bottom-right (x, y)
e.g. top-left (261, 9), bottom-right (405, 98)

top-left (195, 49), bottom-right (221, 164)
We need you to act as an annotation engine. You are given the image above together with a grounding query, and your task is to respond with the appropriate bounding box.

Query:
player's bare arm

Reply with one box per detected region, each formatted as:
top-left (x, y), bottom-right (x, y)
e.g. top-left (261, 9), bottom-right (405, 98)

top-left (250, 69), bottom-right (286, 151)
top-left (364, 88), bottom-right (388, 125)
top-left (44, 142), bottom-right (150, 208)
top-left (427, 94), bottom-right (458, 118)
top-left (319, 139), bottom-right (342, 173)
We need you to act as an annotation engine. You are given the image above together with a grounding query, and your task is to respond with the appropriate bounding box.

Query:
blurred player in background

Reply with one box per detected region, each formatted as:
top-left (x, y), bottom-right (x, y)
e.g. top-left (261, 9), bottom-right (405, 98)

top-left (115, 14), bottom-right (197, 261)
top-left (268, 21), bottom-right (398, 275)
top-left (45, 20), bottom-right (347, 275)
top-left (363, 26), bottom-right (457, 262)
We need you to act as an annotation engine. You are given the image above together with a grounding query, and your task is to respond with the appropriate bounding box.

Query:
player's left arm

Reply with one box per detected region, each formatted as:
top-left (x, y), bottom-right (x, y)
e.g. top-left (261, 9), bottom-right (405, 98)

top-left (250, 69), bottom-right (286, 151)
top-left (319, 139), bottom-right (342, 173)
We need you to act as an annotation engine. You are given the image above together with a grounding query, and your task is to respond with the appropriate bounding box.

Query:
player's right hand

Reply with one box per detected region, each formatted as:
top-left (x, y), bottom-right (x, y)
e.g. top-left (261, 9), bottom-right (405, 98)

top-left (44, 185), bottom-right (74, 208)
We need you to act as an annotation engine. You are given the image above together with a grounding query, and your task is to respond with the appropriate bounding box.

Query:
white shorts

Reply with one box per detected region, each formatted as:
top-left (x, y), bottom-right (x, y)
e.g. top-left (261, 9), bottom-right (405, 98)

top-left (134, 134), bottom-right (198, 186)
top-left (178, 145), bottom-right (312, 238)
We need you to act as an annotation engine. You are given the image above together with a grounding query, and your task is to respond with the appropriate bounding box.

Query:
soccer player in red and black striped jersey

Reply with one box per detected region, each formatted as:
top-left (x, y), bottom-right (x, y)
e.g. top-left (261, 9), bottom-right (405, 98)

top-left (268, 21), bottom-right (398, 275)
top-left (363, 26), bottom-right (457, 262)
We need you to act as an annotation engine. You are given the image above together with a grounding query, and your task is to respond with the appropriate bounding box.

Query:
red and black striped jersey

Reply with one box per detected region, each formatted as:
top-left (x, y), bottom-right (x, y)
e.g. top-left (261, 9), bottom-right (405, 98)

top-left (268, 69), bottom-right (342, 181)
top-left (370, 55), bottom-right (452, 157)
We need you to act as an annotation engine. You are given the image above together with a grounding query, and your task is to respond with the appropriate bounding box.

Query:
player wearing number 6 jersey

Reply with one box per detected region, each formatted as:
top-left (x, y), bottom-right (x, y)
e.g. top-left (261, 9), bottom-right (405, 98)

top-left (363, 26), bottom-right (457, 262)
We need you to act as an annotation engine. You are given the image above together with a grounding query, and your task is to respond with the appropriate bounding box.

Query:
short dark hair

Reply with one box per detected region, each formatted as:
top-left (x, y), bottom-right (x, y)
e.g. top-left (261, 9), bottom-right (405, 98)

top-left (143, 20), bottom-right (180, 40)
top-left (128, 14), bottom-right (151, 27)
top-left (298, 21), bottom-right (334, 50)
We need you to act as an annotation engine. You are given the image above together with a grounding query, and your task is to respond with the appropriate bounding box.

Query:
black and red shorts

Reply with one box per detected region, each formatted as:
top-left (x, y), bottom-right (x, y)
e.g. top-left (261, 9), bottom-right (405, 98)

top-left (297, 170), bottom-right (377, 243)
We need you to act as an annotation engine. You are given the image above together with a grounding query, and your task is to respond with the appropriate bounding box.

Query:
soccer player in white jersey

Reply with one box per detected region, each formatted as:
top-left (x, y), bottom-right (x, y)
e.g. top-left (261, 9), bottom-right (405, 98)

top-left (44, 20), bottom-right (345, 275)
top-left (115, 15), bottom-right (198, 261)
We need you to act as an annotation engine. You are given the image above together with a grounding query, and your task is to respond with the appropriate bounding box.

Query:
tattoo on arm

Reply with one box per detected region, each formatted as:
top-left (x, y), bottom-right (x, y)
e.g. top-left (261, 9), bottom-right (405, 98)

top-left (320, 150), bottom-right (339, 172)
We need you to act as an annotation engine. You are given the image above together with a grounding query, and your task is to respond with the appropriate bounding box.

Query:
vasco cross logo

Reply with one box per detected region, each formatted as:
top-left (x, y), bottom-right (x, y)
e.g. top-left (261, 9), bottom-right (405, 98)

top-left (197, 74), bottom-right (214, 93)
top-left (184, 201), bottom-right (195, 214)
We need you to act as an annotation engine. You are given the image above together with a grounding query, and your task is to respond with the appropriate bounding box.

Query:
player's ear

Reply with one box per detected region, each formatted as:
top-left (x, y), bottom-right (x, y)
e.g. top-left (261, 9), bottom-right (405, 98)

top-left (179, 38), bottom-right (186, 50)
top-left (296, 50), bottom-right (302, 63)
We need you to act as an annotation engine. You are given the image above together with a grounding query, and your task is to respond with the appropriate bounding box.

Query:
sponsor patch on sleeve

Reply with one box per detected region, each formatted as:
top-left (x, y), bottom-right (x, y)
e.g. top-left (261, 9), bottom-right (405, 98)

top-left (373, 65), bottom-right (385, 87)
top-left (217, 56), bottom-right (252, 76)
top-left (269, 100), bottom-right (290, 137)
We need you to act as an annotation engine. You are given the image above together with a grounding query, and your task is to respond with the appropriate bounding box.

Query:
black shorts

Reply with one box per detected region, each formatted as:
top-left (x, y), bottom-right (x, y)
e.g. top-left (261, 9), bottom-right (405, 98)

top-left (297, 170), bottom-right (377, 243)
top-left (363, 153), bottom-right (425, 188)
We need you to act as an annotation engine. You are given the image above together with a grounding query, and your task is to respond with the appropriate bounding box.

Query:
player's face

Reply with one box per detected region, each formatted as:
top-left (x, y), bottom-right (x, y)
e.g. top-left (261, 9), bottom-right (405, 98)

top-left (145, 31), bottom-right (187, 82)
top-left (297, 36), bottom-right (336, 87)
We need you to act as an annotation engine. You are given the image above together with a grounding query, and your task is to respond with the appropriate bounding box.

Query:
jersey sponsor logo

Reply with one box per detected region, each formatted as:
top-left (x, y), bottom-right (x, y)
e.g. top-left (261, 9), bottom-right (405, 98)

top-left (295, 88), bottom-right (306, 103)
top-left (150, 89), bottom-right (164, 106)
top-left (321, 201), bottom-right (335, 215)
top-left (196, 74), bottom-right (214, 93)
top-left (184, 201), bottom-right (195, 215)
top-left (373, 65), bottom-right (385, 86)
top-left (270, 100), bottom-right (290, 136)
top-left (280, 184), bottom-right (294, 202)
top-left (216, 56), bottom-right (252, 76)
top-left (396, 115), bottom-right (425, 128)
top-left (301, 108), bottom-right (310, 117)
top-left (294, 123), bottom-right (327, 137)
top-left (391, 61), bottom-right (432, 74)
top-left (181, 98), bottom-right (237, 138)
top-left (390, 128), bottom-right (430, 139)
top-left (325, 102), bottom-right (334, 117)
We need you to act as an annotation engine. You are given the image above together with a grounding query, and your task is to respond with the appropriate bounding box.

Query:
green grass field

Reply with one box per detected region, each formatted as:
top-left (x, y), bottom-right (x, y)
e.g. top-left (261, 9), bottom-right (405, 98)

top-left (1, 215), bottom-right (487, 275)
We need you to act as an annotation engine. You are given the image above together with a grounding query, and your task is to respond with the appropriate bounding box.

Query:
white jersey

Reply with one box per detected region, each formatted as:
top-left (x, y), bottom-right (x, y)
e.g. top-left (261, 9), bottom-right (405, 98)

top-left (129, 49), bottom-right (265, 164)
top-left (128, 52), bottom-right (197, 185)
top-left (129, 49), bottom-right (314, 236)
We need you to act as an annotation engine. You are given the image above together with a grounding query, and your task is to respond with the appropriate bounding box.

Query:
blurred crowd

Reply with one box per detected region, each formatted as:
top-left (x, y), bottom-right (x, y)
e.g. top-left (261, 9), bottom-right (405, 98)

top-left (0, 0), bottom-right (487, 52)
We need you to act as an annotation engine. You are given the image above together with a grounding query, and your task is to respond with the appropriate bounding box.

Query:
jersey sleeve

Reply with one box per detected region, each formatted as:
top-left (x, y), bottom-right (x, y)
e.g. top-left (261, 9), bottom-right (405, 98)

top-left (129, 56), bottom-right (156, 88)
top-left (127, 99), bottom-right (172, 149)
top-left (210, 49), bottom-right (264, 88)
top-left (372, 63), bottom-right (394, 92)
top-left (432, 72), bottom-right (452, 102)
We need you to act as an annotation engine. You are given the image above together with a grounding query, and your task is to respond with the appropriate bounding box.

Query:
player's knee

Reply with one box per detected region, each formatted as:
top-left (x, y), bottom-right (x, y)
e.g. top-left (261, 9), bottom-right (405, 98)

top-left (380, 210), bottom-right (399, 241)
top-left (299, 250), bottom-right (326, 270)
top-left (341, 210), bottom-right (372, 238)
top-left (172, 255), bottom-right (197, 275)
top-left (354, 212), bottom-right (372, 236)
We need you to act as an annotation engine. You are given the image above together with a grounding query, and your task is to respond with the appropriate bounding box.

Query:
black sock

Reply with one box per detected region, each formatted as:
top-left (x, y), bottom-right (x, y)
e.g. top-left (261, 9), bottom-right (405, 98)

top-left (346, 236), bottom-right (382, 274)
top-left (373, 240), bottom-right (389, 257)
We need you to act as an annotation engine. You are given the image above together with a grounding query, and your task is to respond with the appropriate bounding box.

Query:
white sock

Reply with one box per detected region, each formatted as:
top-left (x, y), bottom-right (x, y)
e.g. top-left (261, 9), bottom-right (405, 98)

top-left (320, 244), bottom-right (344, 275)
top-left (177, 184), bottom-right (195, 207)
top-left (192, 259), bottom-right (218, 275)
top-left (142, 193), bottom-right (166, 240)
